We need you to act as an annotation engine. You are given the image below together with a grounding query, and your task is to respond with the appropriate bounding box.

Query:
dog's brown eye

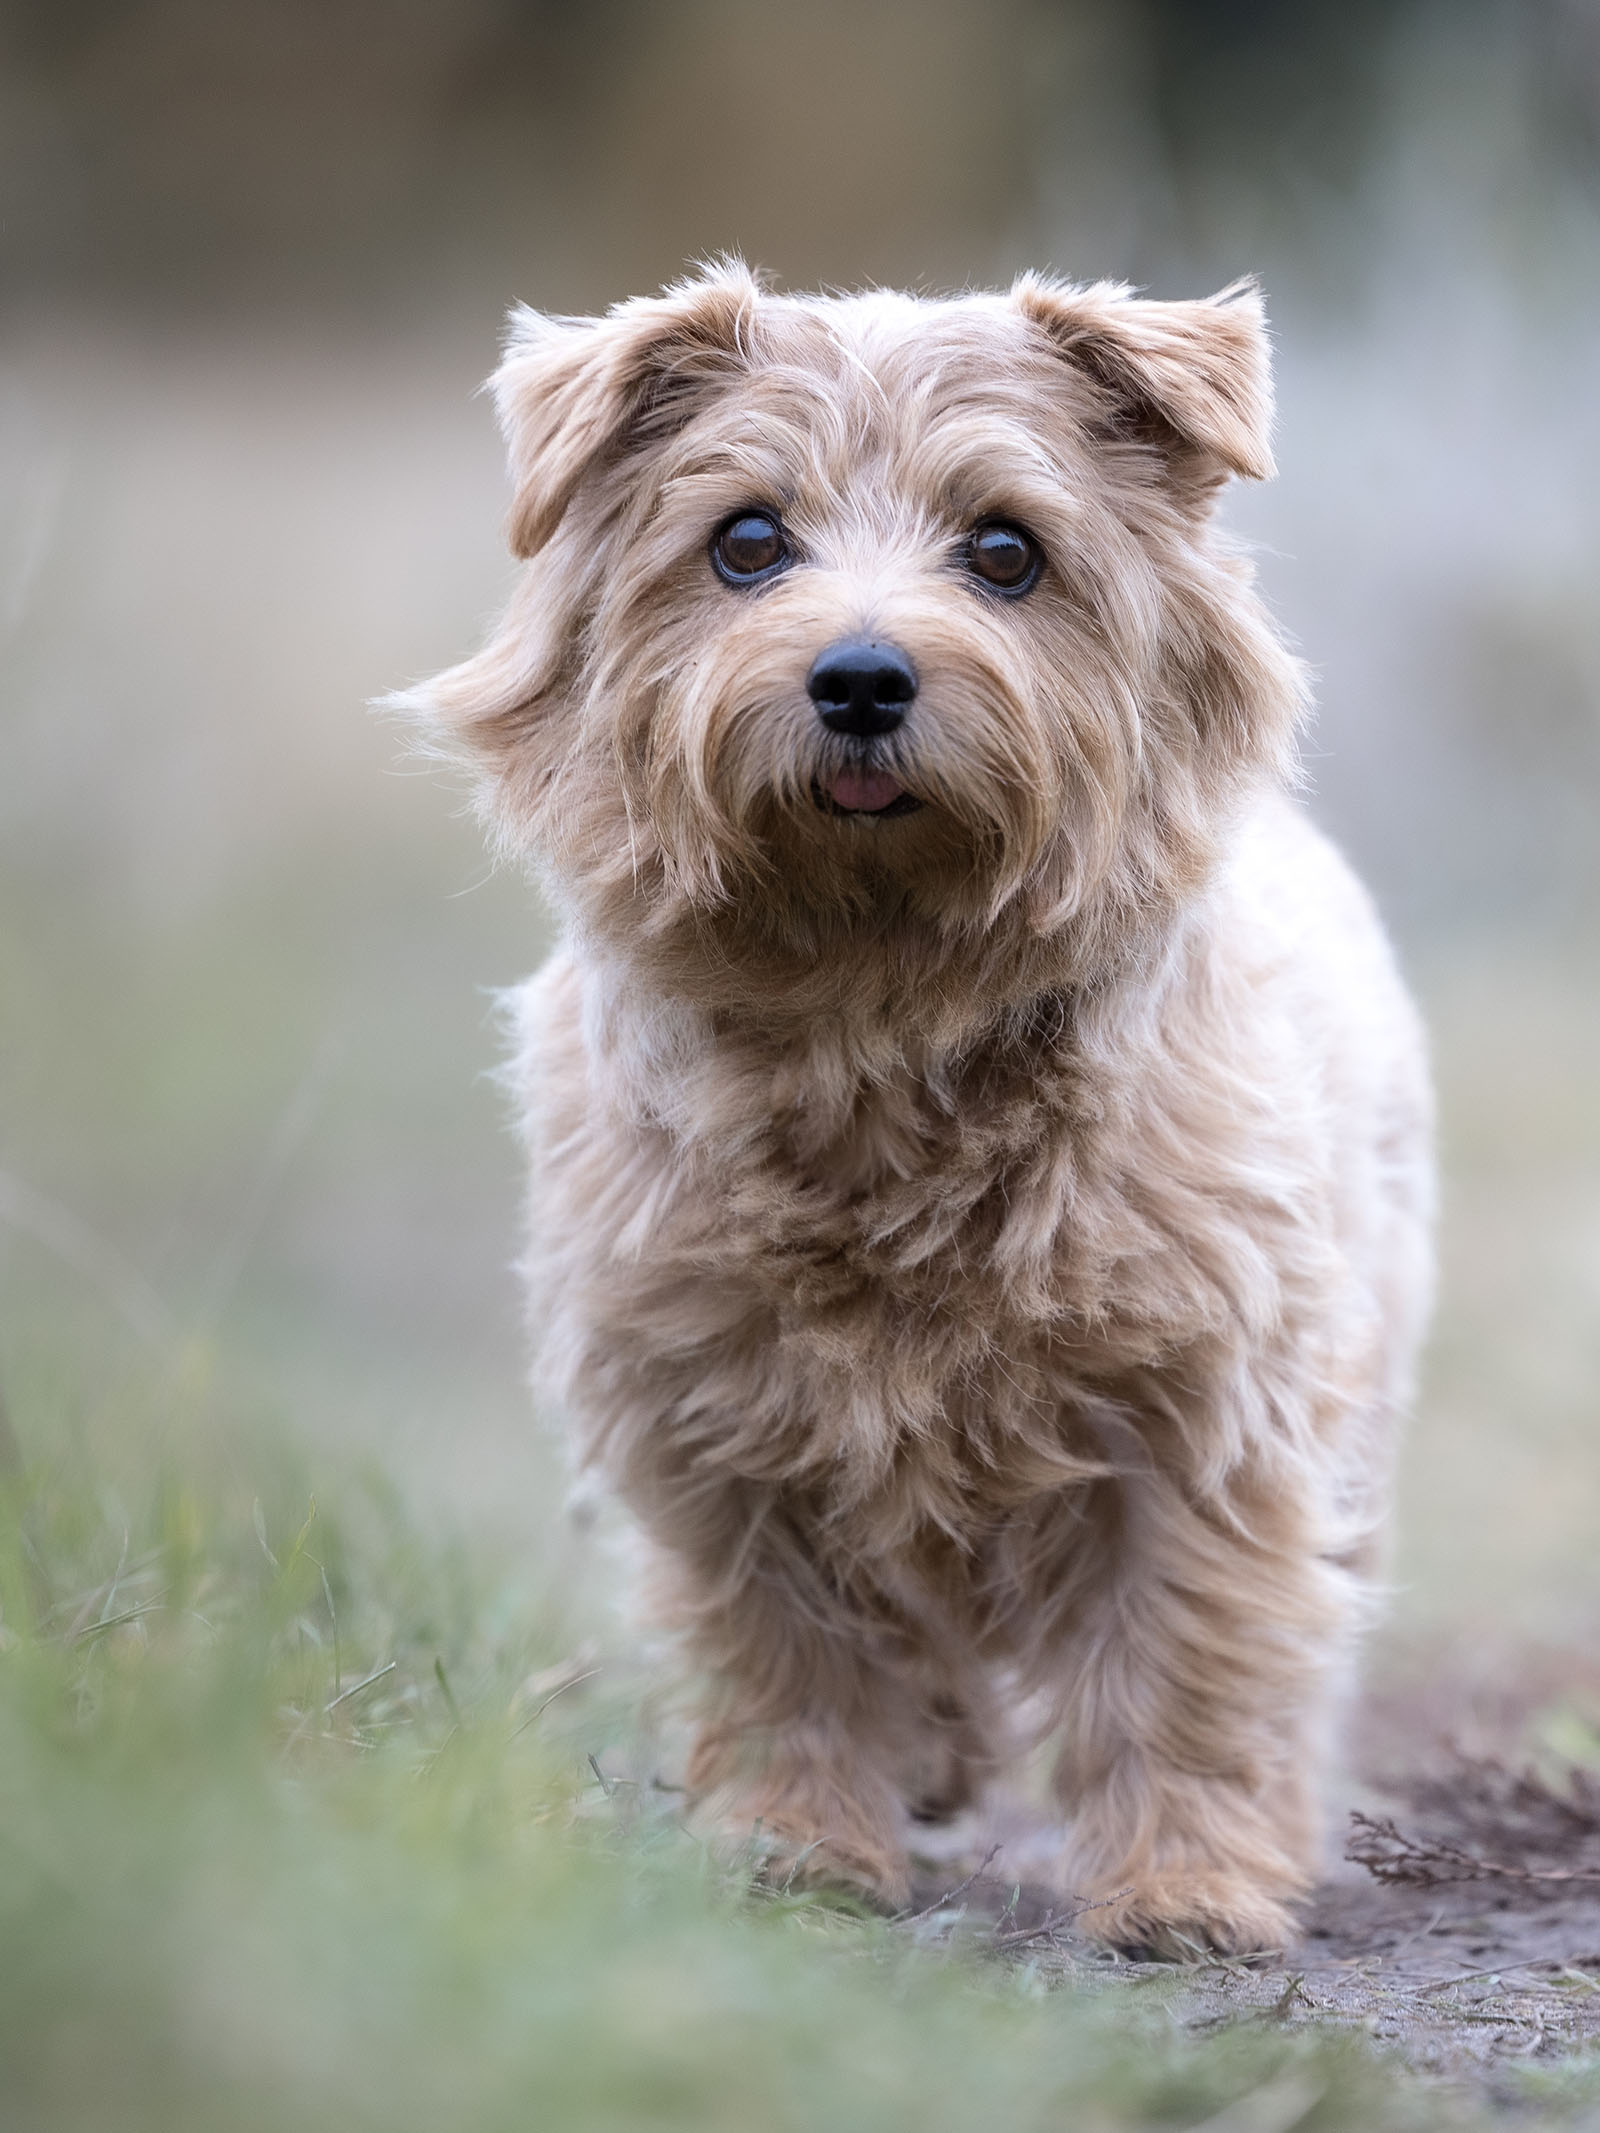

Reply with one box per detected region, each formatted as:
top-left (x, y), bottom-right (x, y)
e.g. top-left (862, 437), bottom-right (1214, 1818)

top-left (967, 522), bottom-right (1041, 595)
top-left (712, 511), bottom-right (789, 585)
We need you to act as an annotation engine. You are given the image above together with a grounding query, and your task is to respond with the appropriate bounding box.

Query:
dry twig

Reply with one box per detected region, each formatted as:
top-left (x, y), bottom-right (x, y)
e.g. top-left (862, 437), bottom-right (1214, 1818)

top-left (894, 1844), bottom-right (1003, 1927)
top-left (1347, 1810), bottom-right (1600, 1890)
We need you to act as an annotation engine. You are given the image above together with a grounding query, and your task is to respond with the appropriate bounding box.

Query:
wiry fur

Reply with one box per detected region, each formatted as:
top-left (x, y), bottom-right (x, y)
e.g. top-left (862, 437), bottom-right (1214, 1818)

top-left (409, 260), bottom-right (1434, 1956)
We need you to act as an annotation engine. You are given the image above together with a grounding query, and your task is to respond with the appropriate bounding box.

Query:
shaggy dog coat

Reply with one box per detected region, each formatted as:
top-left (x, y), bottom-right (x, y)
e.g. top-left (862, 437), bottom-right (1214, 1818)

top-left (413, 262), bottom-right (1434, 1956)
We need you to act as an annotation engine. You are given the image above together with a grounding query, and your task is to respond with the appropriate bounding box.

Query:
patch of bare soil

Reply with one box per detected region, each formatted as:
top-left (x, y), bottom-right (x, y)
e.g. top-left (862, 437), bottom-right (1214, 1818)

top-left (899, 1688), bottom-right (1600, 2102)
top-left (613, 1649), bottom-right (1600, 2101)
top-left (1175, 1760), bottom-right (1600, 2096)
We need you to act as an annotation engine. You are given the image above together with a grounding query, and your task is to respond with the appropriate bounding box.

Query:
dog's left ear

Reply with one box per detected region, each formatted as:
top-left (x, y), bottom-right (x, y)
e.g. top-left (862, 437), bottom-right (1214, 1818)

top-left (494, 259), bottom-right (762, 556)
top-left (1013, 275), bottom-right (1275, 493)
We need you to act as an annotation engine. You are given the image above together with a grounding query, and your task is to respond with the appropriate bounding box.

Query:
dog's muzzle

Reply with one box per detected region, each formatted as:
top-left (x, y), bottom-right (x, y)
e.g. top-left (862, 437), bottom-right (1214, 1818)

top-left (807, 638), bottom-right (922, 817)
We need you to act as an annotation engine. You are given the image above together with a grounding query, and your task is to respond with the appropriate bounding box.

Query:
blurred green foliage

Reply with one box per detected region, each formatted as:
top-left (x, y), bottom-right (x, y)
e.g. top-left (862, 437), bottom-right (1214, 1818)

top-left (0, 1434), bottom-right (1510, 2133)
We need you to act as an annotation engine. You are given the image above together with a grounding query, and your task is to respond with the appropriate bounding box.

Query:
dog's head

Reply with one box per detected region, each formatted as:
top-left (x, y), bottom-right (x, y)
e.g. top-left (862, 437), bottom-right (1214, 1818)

top-left (417, 261), bottom-right (1303, 1002)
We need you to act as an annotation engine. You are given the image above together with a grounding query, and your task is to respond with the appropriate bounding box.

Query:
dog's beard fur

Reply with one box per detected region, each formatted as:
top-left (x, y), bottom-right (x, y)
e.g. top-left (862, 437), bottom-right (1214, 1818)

top-left (405, 263), bottom-right (1433, 1959)
top-left (416, 266), bottom-right (1305, 1038)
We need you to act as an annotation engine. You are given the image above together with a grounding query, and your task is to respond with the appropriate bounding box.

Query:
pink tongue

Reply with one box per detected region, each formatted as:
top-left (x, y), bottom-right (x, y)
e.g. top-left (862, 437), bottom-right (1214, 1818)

top-left (827, 766), bottom-right (905, 813)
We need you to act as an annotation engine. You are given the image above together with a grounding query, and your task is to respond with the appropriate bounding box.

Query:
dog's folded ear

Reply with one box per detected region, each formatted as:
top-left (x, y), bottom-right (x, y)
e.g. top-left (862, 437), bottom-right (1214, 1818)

top-left (494, 259), bottom-right (763, 556)
top-left (1012, 276), bottom-right (1275, 492)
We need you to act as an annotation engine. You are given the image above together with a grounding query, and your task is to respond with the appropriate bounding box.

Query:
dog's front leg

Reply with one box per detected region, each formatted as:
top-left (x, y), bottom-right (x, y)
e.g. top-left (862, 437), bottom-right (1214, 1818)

top-left (644, 1486), bottom-right (916, 1907)
top-left (1045, 1453), bottom-right (1351, 1958)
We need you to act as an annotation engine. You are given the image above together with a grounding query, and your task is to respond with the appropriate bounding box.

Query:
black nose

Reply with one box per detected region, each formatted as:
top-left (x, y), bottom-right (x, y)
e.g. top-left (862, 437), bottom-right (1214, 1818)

top-left (806, 638), bottom-right (917, 737)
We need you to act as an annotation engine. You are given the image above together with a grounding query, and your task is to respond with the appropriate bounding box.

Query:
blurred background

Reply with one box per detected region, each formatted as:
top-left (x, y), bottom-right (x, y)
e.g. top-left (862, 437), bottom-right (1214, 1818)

top-left (1, 0), bottom-right (1597, 1690)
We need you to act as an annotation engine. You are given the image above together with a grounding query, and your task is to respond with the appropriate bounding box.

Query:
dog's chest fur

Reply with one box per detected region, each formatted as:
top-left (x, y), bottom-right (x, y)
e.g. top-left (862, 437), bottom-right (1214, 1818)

top-left (519, 929), bottom-right (1331, 1553)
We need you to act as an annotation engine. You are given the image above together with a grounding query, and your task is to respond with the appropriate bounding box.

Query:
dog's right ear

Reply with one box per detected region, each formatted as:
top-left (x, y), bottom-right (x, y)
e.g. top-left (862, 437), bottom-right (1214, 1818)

top-left (494, 259), bottom-right (763, 557)
top-left (1012, 275), bottom-right (1276, 494)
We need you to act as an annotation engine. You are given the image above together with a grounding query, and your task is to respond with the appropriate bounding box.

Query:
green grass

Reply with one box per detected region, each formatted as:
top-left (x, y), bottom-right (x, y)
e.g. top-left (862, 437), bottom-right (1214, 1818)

top-left (0, 1420), bottom-right (1510, 2133)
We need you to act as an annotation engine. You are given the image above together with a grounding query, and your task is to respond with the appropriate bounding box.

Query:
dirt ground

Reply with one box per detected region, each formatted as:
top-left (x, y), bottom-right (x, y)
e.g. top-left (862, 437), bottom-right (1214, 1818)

top-left (902, 1820), bottom-right (1600, 2103)
top-left (892, 1664), bottom-right (1600, 2102)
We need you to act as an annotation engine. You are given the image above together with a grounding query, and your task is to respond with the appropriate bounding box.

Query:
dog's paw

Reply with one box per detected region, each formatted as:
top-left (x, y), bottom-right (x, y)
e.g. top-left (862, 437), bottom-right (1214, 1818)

top-left (695, 1787), bottom-right (911, 1911)
top-left (1069, 1872), bottom-right (1297, 1962)
top-left (730, 1818), bottom-right (911, 1911)
top-left (687, 1727), bottom-right (913, 1909)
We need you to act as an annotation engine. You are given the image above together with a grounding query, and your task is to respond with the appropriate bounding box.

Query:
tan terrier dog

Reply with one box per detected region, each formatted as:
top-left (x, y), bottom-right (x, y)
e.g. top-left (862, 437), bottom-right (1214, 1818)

top-left (412, 261), bottom-right (1434, 1956)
